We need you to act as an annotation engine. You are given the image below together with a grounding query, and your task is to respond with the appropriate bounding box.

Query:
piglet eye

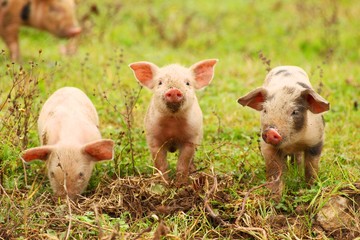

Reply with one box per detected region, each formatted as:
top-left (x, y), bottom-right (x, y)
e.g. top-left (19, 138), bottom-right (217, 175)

top-left (79, 172), bottom-right (84, 178)
top-left (159, 81), bottom-right (162, 85)
top-left (186, 82), bottom-right (190, 86)
top-left (50, 172), bottom-right (55, 178)
top-left (263, 109), bottom-right (267, 114)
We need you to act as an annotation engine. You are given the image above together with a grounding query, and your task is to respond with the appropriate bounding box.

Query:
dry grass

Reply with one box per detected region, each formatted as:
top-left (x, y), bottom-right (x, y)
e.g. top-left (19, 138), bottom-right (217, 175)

top-left (1, 171), bottom-right (359, 239)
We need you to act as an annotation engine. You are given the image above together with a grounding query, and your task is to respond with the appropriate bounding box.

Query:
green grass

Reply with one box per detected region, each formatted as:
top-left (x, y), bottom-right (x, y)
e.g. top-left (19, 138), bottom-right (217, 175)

top-left (1, 0), bottom-right (359, 239)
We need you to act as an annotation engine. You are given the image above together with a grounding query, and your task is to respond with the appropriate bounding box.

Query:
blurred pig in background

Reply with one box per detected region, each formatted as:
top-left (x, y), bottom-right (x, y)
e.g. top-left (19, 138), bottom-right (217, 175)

top-left (0, 0), bottom-right (81, 61)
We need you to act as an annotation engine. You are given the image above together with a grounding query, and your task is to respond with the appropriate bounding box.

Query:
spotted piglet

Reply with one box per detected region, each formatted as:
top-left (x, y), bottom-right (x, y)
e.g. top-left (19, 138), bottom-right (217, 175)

top-left (238, 66), bottom-right (330, 199)
top-left (129, 59), bottom-right (218, 186)
top-left (21, 87), bottom-right (114, 200)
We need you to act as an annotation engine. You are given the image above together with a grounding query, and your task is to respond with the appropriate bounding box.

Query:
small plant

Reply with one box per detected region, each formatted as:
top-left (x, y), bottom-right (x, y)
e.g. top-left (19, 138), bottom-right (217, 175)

top-left (258, 51), bottom-right (272, 72)
top-left (0, 56), bottom-right (42, 188)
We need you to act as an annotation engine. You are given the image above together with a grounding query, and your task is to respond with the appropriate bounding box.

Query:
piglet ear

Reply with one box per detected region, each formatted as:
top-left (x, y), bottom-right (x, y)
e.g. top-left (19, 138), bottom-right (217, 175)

top-left (190, 59), bottom-right (218, 89)
top-left (129, 61), bottom-right (159, 89)
top-left (21, 146), bottom-right (52, 162)
top-left (83, 139), bottom-right (114, 161)
top-left (301, 89), bottom-right (330, 114)
top-left (237, 87), bottom-right (267, 111)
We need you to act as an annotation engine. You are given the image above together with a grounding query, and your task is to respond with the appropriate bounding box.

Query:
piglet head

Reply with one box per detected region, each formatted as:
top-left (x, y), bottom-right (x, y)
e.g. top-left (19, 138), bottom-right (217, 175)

top-left (238, 86), bottom-right (329, 147)
top-left (21, 139), bottom-right (114, 200)
top-left (129, 59), bottom-right (218, 114)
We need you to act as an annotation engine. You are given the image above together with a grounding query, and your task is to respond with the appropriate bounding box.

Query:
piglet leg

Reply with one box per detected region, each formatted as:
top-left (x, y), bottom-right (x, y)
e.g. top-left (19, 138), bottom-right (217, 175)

top-left (261, 142), bottom-right (285, 200)
top-left (150, 145), bottom-right (169, 181)
top-left (2, 25), bottom-right (20, 61)
top-left (176, 142), bottom-right (196, 187)
top-left (304, 142), bottom-right (322, 185)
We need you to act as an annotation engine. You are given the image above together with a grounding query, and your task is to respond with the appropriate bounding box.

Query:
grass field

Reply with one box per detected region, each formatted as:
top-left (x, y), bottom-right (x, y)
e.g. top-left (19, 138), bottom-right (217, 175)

top-left (1, 0), bottom-right (359, 239)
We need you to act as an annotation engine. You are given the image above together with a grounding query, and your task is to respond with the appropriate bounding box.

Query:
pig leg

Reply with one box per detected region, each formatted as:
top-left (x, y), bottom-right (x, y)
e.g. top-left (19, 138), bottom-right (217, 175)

top-left (176, 143), bottom-right (196, 187)
top-left (304, 142), bottom-right (323, 185)
top-left (189, 158), bottom-right (196, 174)
top-left (150, 145), bottom-right (169, 180)
top-left (290, 152), bottom-right (303, 166)
top-left (261, 142), bottom-right (285, 199)
top-left (2, 25), bottom-right (20, 61)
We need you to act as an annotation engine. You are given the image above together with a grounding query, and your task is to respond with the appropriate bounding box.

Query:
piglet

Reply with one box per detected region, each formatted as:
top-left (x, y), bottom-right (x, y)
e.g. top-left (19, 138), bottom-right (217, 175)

top-left (238, 66), bottom-right (330, 199)
top-left (0, 0), bottom-right (81, 61)
top-left (129, 59), bottom-right (218, 186)
top-left (21, 87), bottom-right (114, 200)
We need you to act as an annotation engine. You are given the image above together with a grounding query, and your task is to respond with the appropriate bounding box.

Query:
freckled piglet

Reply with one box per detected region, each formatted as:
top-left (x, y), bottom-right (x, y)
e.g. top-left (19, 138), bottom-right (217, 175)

top-left (129, 59), bottom-right (218, 186)
top-left (238, 66), bottom-right (330, 199)
top-left (21, 87), bottom-right (114, 200)
top-left (0, 0), bottom-right (81, 61)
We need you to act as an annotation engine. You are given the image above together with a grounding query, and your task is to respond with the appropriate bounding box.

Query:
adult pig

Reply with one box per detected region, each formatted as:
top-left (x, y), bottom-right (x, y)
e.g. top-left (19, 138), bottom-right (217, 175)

top-left (238, 66), bottom-right (330, 199)
top-left (129, 59), bottom-right (218, 186)
top-left (21, 87), bottom-right (114, 200)
top-left (0, 0), bottom-right (81, 61)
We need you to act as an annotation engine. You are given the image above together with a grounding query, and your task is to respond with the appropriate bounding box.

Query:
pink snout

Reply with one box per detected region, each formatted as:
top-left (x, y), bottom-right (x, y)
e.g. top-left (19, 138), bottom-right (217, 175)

top-left (262, 128), bottom-right (282, 146)
top-left (57, 27), bottom-right (82, 38)
top-left (65, 27), bottom-right (82, 38)
top-left (165, 88), bottom-right (183, 103)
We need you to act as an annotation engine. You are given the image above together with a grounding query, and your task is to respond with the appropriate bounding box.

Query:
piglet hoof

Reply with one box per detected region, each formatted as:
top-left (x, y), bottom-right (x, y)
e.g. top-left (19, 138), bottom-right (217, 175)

top-left (155, 172), bottom-right (170, 184)
top-left (267, 181), bottom-right (283, 202)
top-left (270, 192), bottom-right (282, 202)
top-left (189, 162), bottom-right (196, 174)
top-left (175, 174), bottom-right (189, 188)
top-left (305, 180), bottom-right (315, 189)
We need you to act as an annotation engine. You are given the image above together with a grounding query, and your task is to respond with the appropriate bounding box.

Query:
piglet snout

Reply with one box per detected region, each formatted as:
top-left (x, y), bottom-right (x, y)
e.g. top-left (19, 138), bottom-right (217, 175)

top-left (66, 27), bottom-right (82, 37)
top-left (165, 89), bottom-right (183, 103)
top-left (262, 128), bottom-right (282, 146)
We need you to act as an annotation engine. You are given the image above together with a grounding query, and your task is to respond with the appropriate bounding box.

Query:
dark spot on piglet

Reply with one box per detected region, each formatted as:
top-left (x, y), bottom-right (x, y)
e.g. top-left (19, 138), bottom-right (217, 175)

top-left (274, 70), bottom-right (291, 76)
top-left (306, 141), bottom-right (323, 156)
top-left (292, 107), bottom-right (307, 131)
top-left (20, 2), bottom-right (31, 22)
top-left (296, 82), bottom-right (310, 89)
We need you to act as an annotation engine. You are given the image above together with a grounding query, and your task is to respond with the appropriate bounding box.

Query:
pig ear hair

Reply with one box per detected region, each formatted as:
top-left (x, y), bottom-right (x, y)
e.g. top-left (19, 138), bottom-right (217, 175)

top-left (21, 146), bottom-right (52, 162)
top-left (301, 89), bottom-right (330, 114)
top-left (237, 87), bottom-right (267, 111)
top-left (190, 59), bottom-right (218, 89)
top-left (129, 61), bottom-right (159, 89)
top-left (83, 139), bottom-right (114, 161)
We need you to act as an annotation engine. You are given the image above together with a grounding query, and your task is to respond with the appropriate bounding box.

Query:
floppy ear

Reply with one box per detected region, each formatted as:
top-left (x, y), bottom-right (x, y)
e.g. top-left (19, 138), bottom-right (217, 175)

top-left (129, 61), bottom-right (159, 89)
top-left (237, 87), bottom-right (267, 111)
top-left (190, 59), bottom-right (218, 89)
top-left (83, 139), bottom-right (114, 161)
top-left (301, 89), bottom-right (330, 114)
top-left (21, 146), bottom-right (53, 162)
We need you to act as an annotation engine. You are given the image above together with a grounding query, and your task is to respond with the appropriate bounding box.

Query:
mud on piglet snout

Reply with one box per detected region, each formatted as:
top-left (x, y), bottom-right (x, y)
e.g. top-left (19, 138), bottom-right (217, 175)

top-left (164, 88), bottom-right (185, 113)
